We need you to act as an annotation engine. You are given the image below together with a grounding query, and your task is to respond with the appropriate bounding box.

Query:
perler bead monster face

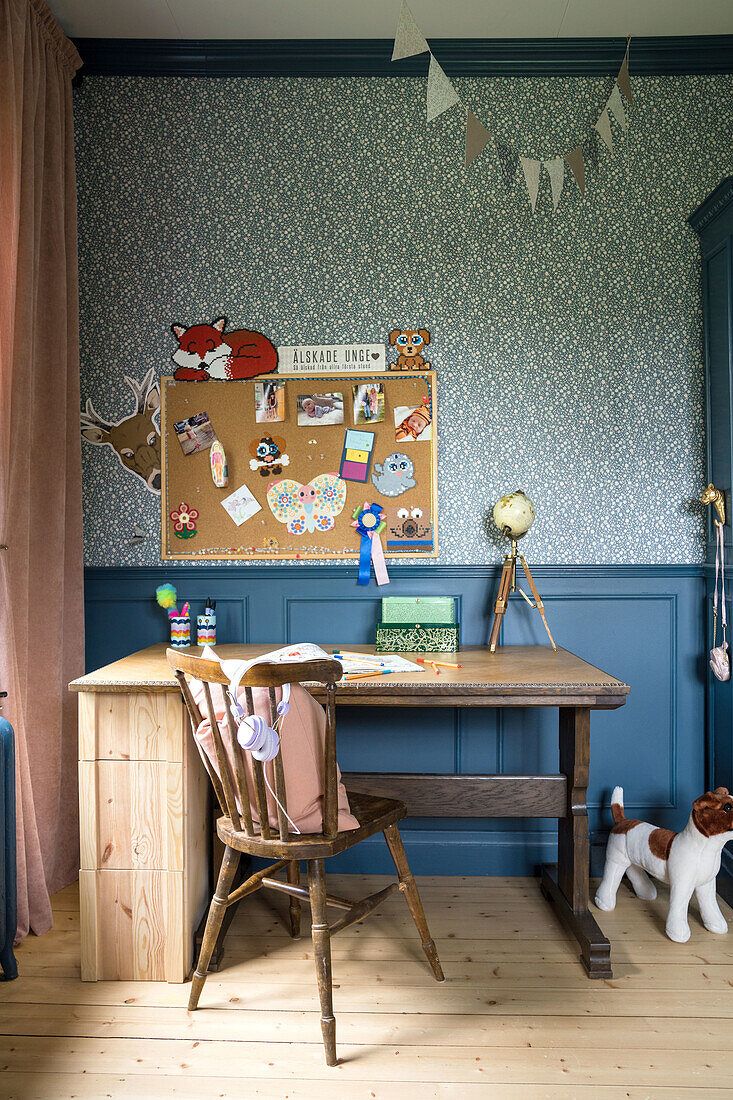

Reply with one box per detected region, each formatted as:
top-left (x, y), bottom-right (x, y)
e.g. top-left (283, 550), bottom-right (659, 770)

top-left (371, 452), bottom-right (416, 497)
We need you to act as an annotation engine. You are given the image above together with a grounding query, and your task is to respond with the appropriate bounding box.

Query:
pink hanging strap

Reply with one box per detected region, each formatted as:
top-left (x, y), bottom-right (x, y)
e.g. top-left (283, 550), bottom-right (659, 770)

top-left (720, 521), bottom-right (727, 635)
top-left (369, 530), bottom-right (390, 587)
top-left (714, 521), bottom-right (727, 647)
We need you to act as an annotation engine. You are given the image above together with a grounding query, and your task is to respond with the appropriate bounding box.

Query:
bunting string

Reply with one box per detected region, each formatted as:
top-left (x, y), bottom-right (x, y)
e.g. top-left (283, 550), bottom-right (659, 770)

top-left (391, 0), bottom-right (634, 214)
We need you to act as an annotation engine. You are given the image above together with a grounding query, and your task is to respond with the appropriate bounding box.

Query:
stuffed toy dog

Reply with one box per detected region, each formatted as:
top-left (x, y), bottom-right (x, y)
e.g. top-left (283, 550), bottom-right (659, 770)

top-left (595, 785), bottom-right (733, 942)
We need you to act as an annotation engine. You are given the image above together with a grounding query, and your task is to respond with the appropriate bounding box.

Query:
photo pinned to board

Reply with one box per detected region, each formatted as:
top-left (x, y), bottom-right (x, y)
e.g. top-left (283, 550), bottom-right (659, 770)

top-left (173, 411), bottom-right (217, 455)
top-left (255, 381), bottom-right (286, 423)
top-left (221, 483), bottom-right (262, 526)
top-left (352, 383), bottom-right (385, 425)
top-left (296, 392), bottom-right (344, 425)
top-left (339, 429), bottom-right (375, 483)
top-left (249, 435), bottom-right (290, 478)
top-left (394, 398), bottom-right (432, 442)
top-left (371, 451), bottom-right (416, 496)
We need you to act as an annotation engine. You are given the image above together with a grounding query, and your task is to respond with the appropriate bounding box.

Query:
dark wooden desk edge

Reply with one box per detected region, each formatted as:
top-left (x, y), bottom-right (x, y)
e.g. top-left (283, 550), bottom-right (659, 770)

top-left (70, 678), bottom-right (629, 708)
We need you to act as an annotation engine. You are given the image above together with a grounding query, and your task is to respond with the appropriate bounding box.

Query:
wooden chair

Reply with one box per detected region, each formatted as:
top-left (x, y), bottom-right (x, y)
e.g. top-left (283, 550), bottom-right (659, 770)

top-left (167, 649), bottom-right (444, 1066)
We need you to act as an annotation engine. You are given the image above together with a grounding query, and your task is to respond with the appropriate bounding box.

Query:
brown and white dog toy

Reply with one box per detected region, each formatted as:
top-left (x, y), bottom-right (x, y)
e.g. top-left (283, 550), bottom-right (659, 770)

top-left (595, 786), bottom-right (733, 942)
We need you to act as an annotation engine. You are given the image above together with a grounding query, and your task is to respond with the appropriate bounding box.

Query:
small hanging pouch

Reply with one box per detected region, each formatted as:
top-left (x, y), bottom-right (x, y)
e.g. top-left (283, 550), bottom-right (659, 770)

top-left (710, 521), bottom-right (730, 682)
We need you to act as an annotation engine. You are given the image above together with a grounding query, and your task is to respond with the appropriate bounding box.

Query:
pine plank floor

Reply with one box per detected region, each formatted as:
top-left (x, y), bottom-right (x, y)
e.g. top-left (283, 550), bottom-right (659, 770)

top-left (2, 875), bottom-right (733, 1098)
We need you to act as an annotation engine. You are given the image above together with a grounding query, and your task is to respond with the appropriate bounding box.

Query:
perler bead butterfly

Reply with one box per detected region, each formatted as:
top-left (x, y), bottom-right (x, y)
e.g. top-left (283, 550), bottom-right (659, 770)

top-left (266, 474), bottom-right (346, 535)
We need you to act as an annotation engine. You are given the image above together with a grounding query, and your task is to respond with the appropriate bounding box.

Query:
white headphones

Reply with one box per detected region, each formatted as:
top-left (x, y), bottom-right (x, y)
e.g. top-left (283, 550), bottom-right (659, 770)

top-left (225, 671), bottom-right (299, 833)
top-left (227, 682), bottom-right (290, 762)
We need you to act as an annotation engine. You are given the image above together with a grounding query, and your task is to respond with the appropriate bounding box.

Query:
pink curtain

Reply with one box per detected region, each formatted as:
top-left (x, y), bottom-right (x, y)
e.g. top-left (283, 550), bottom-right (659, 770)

top-left (0, 0), bottom-right (83, 939)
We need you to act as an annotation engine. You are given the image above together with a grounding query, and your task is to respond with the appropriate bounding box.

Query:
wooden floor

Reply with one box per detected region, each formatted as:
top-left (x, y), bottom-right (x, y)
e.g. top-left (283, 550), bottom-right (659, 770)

top-left (2, 875), bottom-right (733, 1098)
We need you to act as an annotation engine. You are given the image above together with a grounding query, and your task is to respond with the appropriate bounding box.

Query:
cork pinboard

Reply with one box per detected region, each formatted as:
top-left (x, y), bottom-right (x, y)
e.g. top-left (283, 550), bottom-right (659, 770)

top-left (161, 372), bottom-right (438, 560)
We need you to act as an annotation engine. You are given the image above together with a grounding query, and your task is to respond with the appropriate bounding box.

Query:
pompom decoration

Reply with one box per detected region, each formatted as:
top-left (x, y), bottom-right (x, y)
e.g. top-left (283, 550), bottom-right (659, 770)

top-left (156, 584), bottom-right (178, 616)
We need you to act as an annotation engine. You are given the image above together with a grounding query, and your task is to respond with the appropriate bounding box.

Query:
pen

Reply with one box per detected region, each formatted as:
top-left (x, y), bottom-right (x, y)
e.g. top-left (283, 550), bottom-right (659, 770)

top-left (417, 658), bottom-right (461, 669)
top-left (333, 653), bottom-right (385, 668)
top-left (343, 669), bottom-right (397, 681)
top-left (332, 650), bottom-right (382, 660)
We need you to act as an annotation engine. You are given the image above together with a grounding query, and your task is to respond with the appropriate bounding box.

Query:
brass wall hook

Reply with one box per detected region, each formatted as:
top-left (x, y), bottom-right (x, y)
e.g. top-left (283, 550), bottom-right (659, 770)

top-left (702, 483), bottom-right (726, 526)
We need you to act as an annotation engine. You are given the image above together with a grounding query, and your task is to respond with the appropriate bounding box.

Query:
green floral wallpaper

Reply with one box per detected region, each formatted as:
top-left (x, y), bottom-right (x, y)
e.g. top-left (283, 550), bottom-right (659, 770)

top-left (74, 73), bottom-right (733, 565)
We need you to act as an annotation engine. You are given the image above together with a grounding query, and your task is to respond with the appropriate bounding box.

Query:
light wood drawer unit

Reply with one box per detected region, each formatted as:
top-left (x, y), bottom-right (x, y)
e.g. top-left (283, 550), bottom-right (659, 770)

top-left (77, 691), bottom-right (209, 982)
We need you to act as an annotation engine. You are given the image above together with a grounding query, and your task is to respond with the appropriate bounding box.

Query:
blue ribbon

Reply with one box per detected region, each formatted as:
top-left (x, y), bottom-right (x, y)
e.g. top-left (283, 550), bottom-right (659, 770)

top-left (357, 532), bottom-right (373, 585)
top-left (353, 503), bottom-right (385, 586)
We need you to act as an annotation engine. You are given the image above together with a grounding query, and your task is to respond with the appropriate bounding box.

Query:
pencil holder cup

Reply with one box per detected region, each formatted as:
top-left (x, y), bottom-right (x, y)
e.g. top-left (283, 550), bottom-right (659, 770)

top-left (170, 616), bottom-right (191, 648)
top-left (197, 613), bottom-right (216, 646)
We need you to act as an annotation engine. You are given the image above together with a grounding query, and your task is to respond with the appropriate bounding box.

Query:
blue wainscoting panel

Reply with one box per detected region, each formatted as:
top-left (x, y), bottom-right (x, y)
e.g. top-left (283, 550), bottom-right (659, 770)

top-left (84, 565), bottom-right (705, 875)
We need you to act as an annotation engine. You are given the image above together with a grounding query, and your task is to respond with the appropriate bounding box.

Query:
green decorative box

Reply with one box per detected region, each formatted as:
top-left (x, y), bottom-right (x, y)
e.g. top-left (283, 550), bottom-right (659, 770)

top-left (375, 622), bottom-right (460, 653)
top-left (381, 596), bottom-right (455, 624)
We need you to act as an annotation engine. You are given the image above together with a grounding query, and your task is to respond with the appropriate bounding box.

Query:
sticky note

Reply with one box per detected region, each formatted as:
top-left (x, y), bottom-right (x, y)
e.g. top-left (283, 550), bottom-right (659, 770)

top-left (339, 430), bottom-right (375, 483)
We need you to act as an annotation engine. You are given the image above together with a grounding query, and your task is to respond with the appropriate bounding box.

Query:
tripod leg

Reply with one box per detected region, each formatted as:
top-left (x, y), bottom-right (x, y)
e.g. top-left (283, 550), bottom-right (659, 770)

top-left (489, 559), bottom-right (513, 652)
top-left (520, 556), bottom-right (557, 650)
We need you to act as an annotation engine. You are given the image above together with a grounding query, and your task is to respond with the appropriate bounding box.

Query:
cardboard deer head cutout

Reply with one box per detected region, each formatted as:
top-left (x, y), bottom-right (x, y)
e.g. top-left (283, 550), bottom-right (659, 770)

top-left (81, 368), bottom-right (161, 494)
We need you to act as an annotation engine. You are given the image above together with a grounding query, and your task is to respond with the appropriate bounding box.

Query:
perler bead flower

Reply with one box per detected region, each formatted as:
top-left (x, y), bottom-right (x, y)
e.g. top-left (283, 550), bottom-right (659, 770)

top-left (170, 502), bottom-right (199, 532)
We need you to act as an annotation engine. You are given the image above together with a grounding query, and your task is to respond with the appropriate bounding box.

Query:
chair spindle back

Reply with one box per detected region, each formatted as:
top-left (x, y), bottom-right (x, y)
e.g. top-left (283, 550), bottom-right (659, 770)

top-left (167, 649), bottom-right (342, 840)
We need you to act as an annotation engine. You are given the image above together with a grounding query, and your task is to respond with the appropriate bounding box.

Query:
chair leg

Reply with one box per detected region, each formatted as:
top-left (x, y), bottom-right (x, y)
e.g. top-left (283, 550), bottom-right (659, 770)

top-left (307, 858), bottom-right (337, 1066)
top-left (287, 860), bottom-right (302, 939)
top-left (383, 823), bottom-right (445, 982)
top-left (188, 845), bottom-right (241, 1011)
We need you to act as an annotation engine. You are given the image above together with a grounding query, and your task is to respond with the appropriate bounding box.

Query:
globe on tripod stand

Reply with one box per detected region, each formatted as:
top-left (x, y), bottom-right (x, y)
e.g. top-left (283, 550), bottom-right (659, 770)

top-left (493, 490), bottom-right (536, 541)
top-left (489, 490), bottom-right (556, 653)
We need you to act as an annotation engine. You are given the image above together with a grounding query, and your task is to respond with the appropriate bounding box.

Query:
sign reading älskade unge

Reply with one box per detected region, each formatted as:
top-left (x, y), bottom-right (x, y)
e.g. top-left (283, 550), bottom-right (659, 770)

top-left (277, 343), bottom-right (386, 373)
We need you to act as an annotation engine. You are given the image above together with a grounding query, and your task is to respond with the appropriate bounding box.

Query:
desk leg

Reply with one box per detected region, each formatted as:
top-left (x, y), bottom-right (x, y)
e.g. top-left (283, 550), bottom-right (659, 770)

top-left (540, 706), bottom-right (612, 979)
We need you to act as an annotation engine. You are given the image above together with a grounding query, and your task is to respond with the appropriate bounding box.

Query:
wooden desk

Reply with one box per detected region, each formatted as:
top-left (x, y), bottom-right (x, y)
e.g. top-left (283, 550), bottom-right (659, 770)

top-left (71, 643), bottom-right (629, 981)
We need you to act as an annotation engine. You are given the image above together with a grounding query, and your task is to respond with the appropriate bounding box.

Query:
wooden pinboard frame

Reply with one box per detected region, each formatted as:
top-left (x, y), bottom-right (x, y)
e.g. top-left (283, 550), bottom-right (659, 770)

top-left (161, 371), bottom-right (438, 560)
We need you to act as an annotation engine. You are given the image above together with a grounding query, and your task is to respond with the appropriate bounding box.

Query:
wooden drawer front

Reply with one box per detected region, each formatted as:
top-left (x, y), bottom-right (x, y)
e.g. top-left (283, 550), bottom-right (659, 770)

top-left (78, 692), bottom-right (184, 762)
top-left (79, 760), bottom-right (183, 872)
top-left (79, 868), bottom-right (187, 982)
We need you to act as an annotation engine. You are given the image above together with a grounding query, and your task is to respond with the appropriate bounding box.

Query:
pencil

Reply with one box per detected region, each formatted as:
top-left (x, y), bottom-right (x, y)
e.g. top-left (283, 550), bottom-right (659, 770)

top-left (417, 658), bottom-right (461, 669)
top-left (430, 662), bottom-right (440, 675)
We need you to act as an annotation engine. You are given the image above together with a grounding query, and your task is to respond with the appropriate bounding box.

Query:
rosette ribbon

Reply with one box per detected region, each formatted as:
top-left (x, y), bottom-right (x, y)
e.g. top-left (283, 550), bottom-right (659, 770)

top-left (351, 502), bottom-right (390, 586)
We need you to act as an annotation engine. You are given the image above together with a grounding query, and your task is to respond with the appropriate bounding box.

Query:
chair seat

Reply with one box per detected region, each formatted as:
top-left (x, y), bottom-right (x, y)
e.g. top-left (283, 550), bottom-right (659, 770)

top-left (217, 789), bottom-right (407, 858)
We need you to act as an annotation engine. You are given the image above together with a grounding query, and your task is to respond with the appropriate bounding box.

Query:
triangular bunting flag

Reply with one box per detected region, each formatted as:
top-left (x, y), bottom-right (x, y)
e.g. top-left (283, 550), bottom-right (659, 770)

top-left (594, 108), bottom-right (613, 153)
top-left (496, 140), bottom-right (518, 190)
top-left (544, 157), bottom-right (565, 211)
top-left (519, 157), bottom-right (541, 212)
top-left (391, 0), bottom-right (430, 61)
top-left (607, 84), bottom-right (628, 132)
top-left (616, 56), bottom-right (633, 104)
top-left (426, 53), bottom-right (460, 122)
top-left (565, 146), bottom-right (586, 197)
top-left (465, 110), bottom-right (491, 168)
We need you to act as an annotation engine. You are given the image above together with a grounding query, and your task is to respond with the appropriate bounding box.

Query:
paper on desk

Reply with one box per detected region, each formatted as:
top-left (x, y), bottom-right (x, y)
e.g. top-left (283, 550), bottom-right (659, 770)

top-left (199, 643), bottom-right (424, 681)
top-left (336, 653), bottom-right (425, 674)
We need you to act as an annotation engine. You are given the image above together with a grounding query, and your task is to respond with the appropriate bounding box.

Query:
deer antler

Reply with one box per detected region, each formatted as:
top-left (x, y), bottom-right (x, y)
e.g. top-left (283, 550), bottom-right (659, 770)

top-left (80, 396), bottom-right (113, 432)
top-left (124, 367), bottom-right (157, 414)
